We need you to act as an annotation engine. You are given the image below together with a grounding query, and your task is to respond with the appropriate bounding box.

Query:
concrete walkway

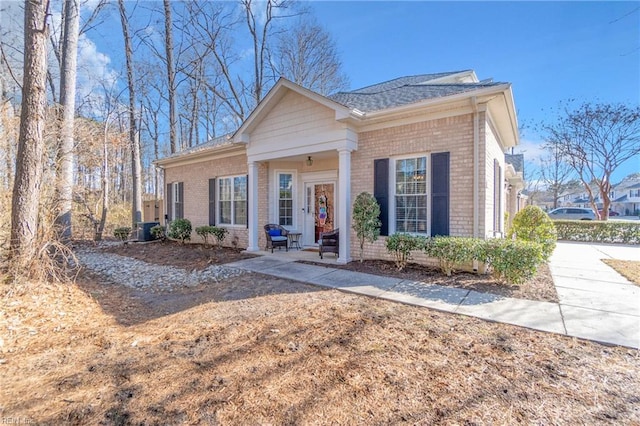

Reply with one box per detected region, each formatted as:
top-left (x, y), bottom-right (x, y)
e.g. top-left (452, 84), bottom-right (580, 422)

top-left (229, 242), bottom-right (640, 349)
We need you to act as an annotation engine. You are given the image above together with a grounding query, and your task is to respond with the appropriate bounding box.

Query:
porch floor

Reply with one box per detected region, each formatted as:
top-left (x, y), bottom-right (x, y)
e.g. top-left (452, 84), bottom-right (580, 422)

top-left (249, 246), bottom-right (341, 265)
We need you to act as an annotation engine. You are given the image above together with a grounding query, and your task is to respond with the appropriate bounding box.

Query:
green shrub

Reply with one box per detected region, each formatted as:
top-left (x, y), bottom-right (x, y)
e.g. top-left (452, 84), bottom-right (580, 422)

top-left (385, 233), bottom-right (424, 271)
top-left (424, 236), bottom-right (481, 276)
top-left (504, 211), bottom-right (511, 234)
top-left (113, 227), bottom-right (131, 241)
top-left (352, 192), bottom-right (381, 262)
top-left (553, 220), bottom-right (640, 244)
top-left (479, 239), bottom-right (543, 285)
top-left (196, 225), bottom-right (229, 247)
top-left (196, 225), bottom-right (215, 246)
top-left (211, 226), bottom-right (228, 247)
top-left (150, 225), bottom-right (165, 241)
top-left (508, 206), bottom-right (557, 261)
top-left (168, 218), bottom-right (192, 244)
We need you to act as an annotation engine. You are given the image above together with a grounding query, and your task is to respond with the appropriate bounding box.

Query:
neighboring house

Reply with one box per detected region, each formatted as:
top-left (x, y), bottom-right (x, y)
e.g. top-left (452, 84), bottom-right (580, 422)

top-left (155, 70), bottom-right (520, 263)
top-left (504, 153), bottom-right (527, 227)
top-left (611, 174), bottom-right (640, 216)
top-left (556, 174), bottom-right (640, 216)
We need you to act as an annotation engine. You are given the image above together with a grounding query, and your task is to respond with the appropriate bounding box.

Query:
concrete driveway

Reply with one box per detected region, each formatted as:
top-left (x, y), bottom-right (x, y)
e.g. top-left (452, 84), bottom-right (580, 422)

top-left (549, 241), bottom-right (639, 348)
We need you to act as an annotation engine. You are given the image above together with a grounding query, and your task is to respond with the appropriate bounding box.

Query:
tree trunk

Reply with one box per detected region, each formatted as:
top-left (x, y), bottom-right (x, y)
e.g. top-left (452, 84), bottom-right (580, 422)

top-left (117, 0), bottom-right (142, 229)
top-left (163, 0), bottom-right (177, 154)
top-left (10, 0), bottom-right (49, 263)
top-left (56, 0), bottom-right (80, 241)
top-left (95, 117), bottom-right (110, 241)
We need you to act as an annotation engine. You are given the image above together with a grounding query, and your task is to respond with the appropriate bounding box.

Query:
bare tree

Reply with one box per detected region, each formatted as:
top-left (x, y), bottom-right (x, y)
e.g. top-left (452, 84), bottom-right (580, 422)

top-left (538, 139), bottom-right (575, 209)
top-left (117, 0), bottom-right (142, 228)
top-left (10, 0), bottom-right (49, 264)
top-left (542, 102), bottom-right (640, 220)
top-left (55, 0), bottom-right (80, 241)
top-left (163, 0), bottom-right (177, 153)
top-left (243, 0), bottom-right (271, 106)
top-left (273, 16), bottom-right (349, 95)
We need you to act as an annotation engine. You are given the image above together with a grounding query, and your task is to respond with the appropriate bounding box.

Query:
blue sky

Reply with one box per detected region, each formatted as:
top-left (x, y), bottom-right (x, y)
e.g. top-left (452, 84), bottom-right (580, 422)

top-left (79, 1), bottom-right (639, 182)
top-left (309, 1), bottom-right (639, 181)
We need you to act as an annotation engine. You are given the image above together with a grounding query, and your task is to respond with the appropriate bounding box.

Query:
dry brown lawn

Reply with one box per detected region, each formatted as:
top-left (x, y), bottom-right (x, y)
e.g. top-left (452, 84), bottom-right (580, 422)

top-left (1, 244), bottom-right (639, 425)
top-left (602, 259), bottom-right (640, 286)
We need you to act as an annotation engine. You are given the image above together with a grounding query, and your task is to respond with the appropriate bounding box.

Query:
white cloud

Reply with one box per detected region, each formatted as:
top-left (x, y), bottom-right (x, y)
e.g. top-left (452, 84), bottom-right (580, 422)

top-left (77, 34), bottom-right (118, 89)
top-left (73, 33), bottom-right (120, 118)
top-left (513, 138), bottom-right (546, 166)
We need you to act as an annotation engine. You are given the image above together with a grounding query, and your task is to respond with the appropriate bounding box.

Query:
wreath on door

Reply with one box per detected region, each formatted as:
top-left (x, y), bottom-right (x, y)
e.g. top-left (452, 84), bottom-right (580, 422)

top-left (317, 194), bottom-right (328, 226)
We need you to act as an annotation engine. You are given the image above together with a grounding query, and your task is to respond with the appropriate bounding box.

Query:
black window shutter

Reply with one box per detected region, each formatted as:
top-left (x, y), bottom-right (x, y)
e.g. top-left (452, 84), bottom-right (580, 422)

top-left (177, 182), bottom-right (184, 219)
top-left (209, 178), bottom-right (216, 226)
top-left (373, 158), bottom-right (389, 236)
top-left (246, 174), bottom-right (249, 229)
top-left (166, 183), bottom-right (173, 222)
top-left (431, 152), bottom-right (450, 237)
top-left (494, 160), bottom-right (502, 233)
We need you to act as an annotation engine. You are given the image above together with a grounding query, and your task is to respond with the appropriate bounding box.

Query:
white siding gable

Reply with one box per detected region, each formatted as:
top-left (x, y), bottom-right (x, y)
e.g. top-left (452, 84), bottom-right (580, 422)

top-left (247, 90), bottom-right (354, 161)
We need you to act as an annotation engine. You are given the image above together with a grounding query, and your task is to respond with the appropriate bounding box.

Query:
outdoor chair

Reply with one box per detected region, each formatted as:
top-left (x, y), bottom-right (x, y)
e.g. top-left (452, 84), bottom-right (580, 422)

top-left (318, 228), bottom-right (339, 259)
top-left (264, 224), bottom-right (289, 253)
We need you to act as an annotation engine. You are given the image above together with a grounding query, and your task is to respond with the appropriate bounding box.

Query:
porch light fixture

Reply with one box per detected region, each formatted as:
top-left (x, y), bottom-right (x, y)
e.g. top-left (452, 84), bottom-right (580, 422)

top-left (306, 156), bottom-right (313, 166)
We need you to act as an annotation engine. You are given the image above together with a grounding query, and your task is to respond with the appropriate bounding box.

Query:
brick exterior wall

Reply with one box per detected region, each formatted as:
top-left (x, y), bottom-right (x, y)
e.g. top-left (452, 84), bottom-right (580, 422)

top-left (163, 108), bottom-right (509, 261)
top-left (350, 112), bottom-right (498, 262)
top-left (164, 153), bottom-right (249, 247)
top-left (483, 117), bottom-right (507, 238)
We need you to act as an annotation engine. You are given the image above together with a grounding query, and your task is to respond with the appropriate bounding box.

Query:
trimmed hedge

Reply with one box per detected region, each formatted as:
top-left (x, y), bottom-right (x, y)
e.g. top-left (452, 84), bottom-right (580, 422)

top-left (479, 239), bottom-right (543, 285)
top-left (211, 226), bottom-right (229, 247)
top-left (113, 227), bottom-right (131, 241)
top-left (196, 225), bottom-right (229, 247)
top-left (553, 220), bottom-right (640, 244)
top-left (424, 236), bottom-right (480, 276)
top-left (385, 233), bottom-right (546, 284)
top-left (168, 218), bottom-right (192, 243)
top-left (150, 225), bottom-right (165, 241)
top-left (385, 233), bottom-right (425, 271)
top-left (387, 234), bottom-right (545, 284)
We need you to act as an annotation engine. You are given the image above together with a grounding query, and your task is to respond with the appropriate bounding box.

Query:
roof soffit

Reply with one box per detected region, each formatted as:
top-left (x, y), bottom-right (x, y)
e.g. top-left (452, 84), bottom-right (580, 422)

top-left (483, 86), bottom-right (519, 150)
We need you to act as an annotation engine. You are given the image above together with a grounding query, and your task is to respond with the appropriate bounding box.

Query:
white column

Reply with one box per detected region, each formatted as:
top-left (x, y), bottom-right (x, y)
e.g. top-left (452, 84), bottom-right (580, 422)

top-left (246, 161), bottom-right (260, 251)
top-left (337, 148), bottom-right (352, 263)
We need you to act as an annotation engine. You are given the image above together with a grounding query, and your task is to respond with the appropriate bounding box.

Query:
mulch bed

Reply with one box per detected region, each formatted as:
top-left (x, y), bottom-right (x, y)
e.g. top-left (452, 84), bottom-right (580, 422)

top-left (85, 241), bottom-right (558, 302)
top-left (298, 258), bottom-right (558, 303)
top-left (96, 240), bottom-right (258, 270)
top-left (93, 240), bottom-right (557, 303)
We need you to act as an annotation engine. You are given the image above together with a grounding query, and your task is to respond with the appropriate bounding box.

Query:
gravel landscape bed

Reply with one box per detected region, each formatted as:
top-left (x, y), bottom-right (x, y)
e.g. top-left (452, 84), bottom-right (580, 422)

top-left (75, 245), bottom-right (246, 292)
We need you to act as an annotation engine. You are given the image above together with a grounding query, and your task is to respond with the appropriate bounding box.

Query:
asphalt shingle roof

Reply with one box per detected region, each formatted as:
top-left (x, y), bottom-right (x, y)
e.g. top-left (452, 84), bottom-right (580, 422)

top-left (346, 71), bottom-right (469, 94)
top-left (505, 153), bottom-right (524, 173)
top-left (329, 71), bottom-right (507, 113)
top-left (159, 133), bottom-right (233, 160)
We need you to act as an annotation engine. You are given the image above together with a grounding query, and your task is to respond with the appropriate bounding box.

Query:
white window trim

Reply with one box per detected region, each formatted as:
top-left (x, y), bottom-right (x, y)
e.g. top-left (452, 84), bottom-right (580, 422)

top-left (172, 182), bottom-right (180, 220)
top-left (389, 153), bottom-right (430, 236)
top-left (273, 169), bottom-right (297, 230)
top-left (217, 174), bottom-right (247, 228)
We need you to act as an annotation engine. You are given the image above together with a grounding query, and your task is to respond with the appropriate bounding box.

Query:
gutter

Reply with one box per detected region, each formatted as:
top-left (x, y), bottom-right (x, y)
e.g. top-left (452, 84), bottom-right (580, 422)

top-left (153, 142), bottom-right (245, 168)
top-left (472, 96), bottom-right (480, 239)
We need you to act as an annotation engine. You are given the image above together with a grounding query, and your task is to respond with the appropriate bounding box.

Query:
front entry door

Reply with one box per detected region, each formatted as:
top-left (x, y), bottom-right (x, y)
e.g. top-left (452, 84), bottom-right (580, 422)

top-left (303, 182), bottom-right (335, 246)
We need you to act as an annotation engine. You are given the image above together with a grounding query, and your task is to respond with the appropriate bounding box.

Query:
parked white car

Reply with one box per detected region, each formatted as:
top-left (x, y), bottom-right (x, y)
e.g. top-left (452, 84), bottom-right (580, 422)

top-left (547, 207), bottom-right (596, 220)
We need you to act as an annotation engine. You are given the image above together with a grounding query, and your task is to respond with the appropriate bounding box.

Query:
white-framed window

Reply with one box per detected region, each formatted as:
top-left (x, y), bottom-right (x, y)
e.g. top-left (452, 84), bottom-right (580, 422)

top-left (170, 181), bottom-right (183, 220)
top-left (218, 175), bottom-right (247, 226)
top-left (392, 155), bottom-right (428, 234)
top-left (630, 189), bottom-right (640, 198)
top-left (276, 172), bottom-right (294, 227)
